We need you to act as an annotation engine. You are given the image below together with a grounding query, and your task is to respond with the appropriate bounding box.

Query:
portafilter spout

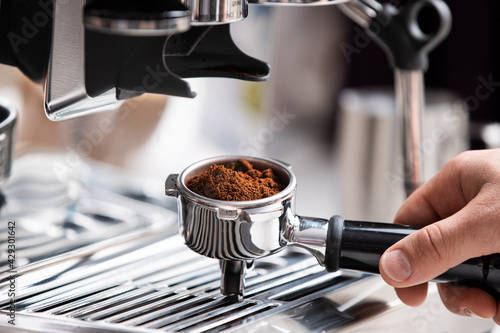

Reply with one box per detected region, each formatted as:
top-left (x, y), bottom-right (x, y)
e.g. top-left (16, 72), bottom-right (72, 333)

top-left (166, 156), bottom-right (500, 297)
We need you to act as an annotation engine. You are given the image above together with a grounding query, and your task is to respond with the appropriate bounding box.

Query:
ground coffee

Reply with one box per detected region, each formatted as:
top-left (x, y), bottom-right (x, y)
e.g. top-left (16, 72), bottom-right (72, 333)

top-left (186, 158), bottom-right (284, 201)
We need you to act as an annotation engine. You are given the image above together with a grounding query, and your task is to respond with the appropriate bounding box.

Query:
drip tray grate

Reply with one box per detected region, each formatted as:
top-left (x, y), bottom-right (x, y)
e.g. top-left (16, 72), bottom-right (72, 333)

top-left (0, 229), bottom-right (367, 333)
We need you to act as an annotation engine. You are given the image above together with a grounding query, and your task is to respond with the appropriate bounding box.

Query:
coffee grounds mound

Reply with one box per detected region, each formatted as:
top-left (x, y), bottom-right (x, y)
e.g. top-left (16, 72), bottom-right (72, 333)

top-left (186, 158), bottom-right (285, 201)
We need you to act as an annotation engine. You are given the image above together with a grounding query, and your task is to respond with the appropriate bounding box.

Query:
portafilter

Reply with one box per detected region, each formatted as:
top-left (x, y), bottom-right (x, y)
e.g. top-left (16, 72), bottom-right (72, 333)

top-left (166, 156), bottom-right (500, 297)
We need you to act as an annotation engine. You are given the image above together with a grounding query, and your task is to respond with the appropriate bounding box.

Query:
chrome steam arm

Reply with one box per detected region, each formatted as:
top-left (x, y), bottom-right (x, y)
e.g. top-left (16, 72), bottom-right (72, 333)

top-left (339, 0), bottom-right (452, 196)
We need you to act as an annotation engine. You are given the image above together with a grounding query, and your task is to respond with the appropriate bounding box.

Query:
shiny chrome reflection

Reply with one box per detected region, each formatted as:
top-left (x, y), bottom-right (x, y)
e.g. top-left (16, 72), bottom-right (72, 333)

top-left (166, 156), bottom-right (333, 265)
top-left (0, 100), bottom-right (16, 183)
top-left (167, 156), bottom-right (296, 261)
top-left (286, 215), bottom-right (330, 265)
top-left (85, 14), bottom-right (191, 36)
top-left (182, 0), bottom-right (248, 25)
top-left (248, 0), bottom-right (350, 6)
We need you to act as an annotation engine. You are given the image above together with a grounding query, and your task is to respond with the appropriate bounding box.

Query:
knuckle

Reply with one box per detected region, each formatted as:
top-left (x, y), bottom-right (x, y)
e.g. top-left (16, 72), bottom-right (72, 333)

top-left (413, 224), bottom-right (450, 264)
top-left (450, 151), bottom-right (473, 168)
top-left (448, 151), bottom-right (477, 178)
top-left (445, 151), bottom-right (472, 182)
top-left (473, 197), bottom-right (496, 214)
top-left (452, 150), bottom-right (500, 182)
top-left (469, 200), bottom-right (500, 252)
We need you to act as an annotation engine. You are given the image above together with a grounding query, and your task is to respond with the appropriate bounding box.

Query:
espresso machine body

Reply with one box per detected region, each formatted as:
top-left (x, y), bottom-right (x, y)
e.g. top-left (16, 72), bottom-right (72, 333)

top-left (0, 1), bottom-right (495, 332)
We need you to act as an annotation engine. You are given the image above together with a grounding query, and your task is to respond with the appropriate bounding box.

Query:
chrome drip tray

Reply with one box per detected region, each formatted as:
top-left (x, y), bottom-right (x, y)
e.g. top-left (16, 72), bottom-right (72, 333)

top-left (1, 234), bottom-right (494, 333)
top-left (0, 227), bottom-right (369, 333)
top-left (0, 231), bottom-right (494, 333)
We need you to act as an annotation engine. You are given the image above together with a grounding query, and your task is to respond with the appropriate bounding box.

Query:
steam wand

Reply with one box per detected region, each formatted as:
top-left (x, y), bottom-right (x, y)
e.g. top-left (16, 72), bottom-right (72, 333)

top-left (339, 0), bottom-right (452, 196)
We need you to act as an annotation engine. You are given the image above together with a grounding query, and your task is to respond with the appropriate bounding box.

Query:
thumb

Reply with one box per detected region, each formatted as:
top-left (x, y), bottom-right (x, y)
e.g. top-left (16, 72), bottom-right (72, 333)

top-left (379, 201), bottom-right (499, 288)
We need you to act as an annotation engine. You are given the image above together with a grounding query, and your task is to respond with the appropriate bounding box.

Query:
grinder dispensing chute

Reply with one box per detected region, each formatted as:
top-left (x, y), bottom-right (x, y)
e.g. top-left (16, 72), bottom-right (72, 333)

top-left (166, 156), bottom-right (500, 297)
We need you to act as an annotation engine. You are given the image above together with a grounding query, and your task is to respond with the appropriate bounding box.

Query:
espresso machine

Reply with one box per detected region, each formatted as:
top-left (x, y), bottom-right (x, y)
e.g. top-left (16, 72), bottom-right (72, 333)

top-left (0, 0), bottom-right (496, 332)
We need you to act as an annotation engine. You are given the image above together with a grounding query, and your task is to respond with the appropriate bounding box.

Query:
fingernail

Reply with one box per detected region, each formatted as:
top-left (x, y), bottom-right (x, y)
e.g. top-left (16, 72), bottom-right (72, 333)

top-left (381, 249), bottom-right (412, 282)
top-left (463, 308), bottom-right (480, 318)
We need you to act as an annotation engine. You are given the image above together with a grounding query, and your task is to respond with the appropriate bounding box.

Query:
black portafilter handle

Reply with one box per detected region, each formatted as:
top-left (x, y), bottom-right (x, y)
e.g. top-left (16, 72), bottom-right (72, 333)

top-left (325, 216), bottom-right (500, 297)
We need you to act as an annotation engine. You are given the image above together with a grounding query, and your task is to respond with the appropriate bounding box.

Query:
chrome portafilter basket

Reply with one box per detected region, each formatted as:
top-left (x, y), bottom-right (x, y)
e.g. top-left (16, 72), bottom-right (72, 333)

top-left (166, 156), bottom-right (500, 297)
top-left (166, 156), bottom-right (296, 261)
top-left (166, 156), bottom-right (299, 295)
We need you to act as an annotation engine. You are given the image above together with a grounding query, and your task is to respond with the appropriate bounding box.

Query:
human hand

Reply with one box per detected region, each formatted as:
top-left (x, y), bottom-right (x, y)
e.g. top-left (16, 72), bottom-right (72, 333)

top-left (379, 149), bottom-right (500, 323)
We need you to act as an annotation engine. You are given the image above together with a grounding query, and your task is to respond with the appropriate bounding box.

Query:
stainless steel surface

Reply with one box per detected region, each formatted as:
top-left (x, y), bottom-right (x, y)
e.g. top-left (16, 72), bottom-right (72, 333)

top-left (286, 216), bottom-right (330, 265)
top-left (183, 0), bottom-right (248, 25)
top-left (84, 13), bottom-right (191, 36)
top-left (395, 70), bottom-right (425, 196)
top-left (44, 0), bottom-right (122, 121)
top-left (0, 153), bottom-right (175, 272)
top-left (0, 225), bottom-right (381, 333)
top-left (358, 0), bottom-right (383, 11)
top-left (219, 260), bottom-right (247, 296)
top-left (0, 100), bottom-right (16, 182)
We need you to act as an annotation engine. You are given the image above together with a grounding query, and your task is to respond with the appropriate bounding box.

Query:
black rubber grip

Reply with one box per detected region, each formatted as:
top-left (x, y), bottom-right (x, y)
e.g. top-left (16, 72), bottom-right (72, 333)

top-left (325, 215), bottom-right (344, 272)
top-left (327, 219), bottom-right (500, 297)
